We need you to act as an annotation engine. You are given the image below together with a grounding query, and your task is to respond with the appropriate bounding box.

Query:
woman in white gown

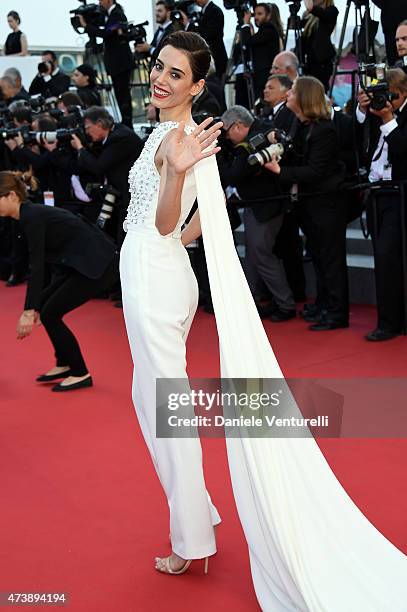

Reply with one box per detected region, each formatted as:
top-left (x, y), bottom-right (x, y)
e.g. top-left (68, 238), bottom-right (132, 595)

top-left (120, 31), bottom-right (407, 609)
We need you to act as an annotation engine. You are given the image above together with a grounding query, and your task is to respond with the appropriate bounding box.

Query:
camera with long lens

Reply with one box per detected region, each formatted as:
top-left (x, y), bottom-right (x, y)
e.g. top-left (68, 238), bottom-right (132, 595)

top-left (247, 128), bottom-right (293, 166)
top-left (86, 184), bottom-right (122, 229)
top-left (0, 127), bottom-right (83, 147)
top-left (359, 63), bottom-right (399, 111)
top-left (169, 1), bottom-right (200, 31)
top-left (70, 0), bottom-right (105, 34)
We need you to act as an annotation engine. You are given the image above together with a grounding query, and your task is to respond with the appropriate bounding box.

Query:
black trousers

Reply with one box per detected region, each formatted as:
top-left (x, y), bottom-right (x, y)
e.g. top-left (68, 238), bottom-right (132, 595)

top-left (274, 210), bottom-right (306, 302)
top-left (366, 190), bottom-right (405, 333)
top-left (39, 255), bottom-right (119, 376)
top-left (111, 70), bottom-right (133, 128)
top-left (299, 196), bottom-right (349, 322)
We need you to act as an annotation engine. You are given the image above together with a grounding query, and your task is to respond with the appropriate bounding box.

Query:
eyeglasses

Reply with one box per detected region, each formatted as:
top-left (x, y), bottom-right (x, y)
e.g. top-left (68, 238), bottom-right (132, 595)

top-left (223, 122), bottom-right (236, 136)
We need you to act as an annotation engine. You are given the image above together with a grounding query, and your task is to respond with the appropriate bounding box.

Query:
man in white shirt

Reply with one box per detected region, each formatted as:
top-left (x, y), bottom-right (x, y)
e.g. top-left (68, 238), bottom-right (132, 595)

top-left (356, 68), bottom-right (407, 341)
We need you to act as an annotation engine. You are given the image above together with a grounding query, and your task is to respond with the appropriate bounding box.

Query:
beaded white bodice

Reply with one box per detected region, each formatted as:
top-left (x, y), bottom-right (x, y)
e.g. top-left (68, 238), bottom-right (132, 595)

top-left (124, 121), bottom-right (196, 233)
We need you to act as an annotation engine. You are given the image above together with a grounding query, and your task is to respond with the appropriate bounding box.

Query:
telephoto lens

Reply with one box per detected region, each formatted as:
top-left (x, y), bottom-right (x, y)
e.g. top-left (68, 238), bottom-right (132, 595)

top-left (96, 186), bottom-right (122, 229)
top-left (248, 143), bottom-right (284, 166)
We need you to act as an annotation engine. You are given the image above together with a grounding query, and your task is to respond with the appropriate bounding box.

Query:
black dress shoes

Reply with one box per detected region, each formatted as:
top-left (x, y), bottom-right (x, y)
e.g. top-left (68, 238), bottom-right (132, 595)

top-left (270, 308), bottom-right (296, 322)
top-left (365, 328), bottom-right (400, 342)
top-left (6, 273), bottom-right (26, 287)
top-left (52, 376), bottom-right (93, 392)
top-left (256, 302), bottom-right (276, 319)
top-left (36, 370), bottom-right (71, 382)
top-left (309, 319), bottom-right (349, 331)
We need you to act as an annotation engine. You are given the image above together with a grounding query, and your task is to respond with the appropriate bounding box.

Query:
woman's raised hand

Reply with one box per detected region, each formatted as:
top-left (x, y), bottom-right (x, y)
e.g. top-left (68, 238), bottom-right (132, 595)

top-left (165, 117), bottom-right (223, 175)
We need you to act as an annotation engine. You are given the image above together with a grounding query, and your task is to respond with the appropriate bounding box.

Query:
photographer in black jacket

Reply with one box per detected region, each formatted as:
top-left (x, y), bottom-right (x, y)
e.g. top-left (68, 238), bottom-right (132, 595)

top-left (70, 106), bottom-right (143, 246)
top-left (241, 3), bottom-right (280, 100)
top-left (79, 0), bottom-right (133, 128)
top-left (266, 76), bottom-right (348, 331)
top-left (357, 68), bottom-right (407, 341)
top-left (218, 105), bottom-right (296, 321)
top-left (29, 50), bottom-right (71, 98)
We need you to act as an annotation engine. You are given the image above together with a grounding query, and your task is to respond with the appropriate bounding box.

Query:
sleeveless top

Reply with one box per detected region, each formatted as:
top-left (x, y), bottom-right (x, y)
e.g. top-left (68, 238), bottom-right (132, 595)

top-left (124, 121), bottom-right (197, 235)
top-left (5, 31), bottom-right (22, 55)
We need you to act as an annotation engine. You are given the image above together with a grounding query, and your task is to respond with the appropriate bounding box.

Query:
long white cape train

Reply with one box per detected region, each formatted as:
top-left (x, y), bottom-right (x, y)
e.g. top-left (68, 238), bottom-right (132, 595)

top-left (194, 154), bottom-right (407, 612)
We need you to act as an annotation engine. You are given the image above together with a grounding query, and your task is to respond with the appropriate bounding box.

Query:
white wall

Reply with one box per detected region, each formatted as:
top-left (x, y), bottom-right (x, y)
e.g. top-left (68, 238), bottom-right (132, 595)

top-left (0, 0), bottom-right (383, 50)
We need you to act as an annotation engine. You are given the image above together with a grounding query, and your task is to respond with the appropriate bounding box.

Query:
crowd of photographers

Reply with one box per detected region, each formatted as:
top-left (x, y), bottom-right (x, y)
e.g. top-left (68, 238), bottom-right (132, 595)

top-left (1, 0), bottom-right (407, 341)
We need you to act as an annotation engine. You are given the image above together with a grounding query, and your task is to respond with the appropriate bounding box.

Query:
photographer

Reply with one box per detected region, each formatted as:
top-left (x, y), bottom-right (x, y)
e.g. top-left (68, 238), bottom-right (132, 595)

top-left (372, 1), bottom-right (407, 67)
top-left (218, 105), bottom-right (296, 321)
top-left (241, 3), bottom-right (280, 100)
top-left (135, 1), bottom-right (174, 65)
top-left (79, 0), bottom-right (133, 128)
top-left (265, 76), bottom-right (348, 331)
top-left (302, 0), bottom-right (338, 92)
top-left (357, 68), bottom-right (407, 341)
top-left (6, 116), bottom-right (88, 215)
top-left (70, 106), bottom-right (143, 246)
top-left (29, 51), bottom-right (71, 98)
top-left (71, 64), bottom-right (101, 107)
top-left (195, 0), bottom-right (228, 78)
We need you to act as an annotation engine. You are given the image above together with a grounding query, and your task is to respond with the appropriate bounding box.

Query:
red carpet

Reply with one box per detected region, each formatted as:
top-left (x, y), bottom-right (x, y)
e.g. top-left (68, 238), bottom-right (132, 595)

top-left (1, 284), bottom-right (406, 611)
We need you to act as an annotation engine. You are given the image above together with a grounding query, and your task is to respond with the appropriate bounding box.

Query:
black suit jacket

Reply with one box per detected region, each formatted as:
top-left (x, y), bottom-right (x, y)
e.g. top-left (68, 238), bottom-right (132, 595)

top-left (279, 119), bottom-right (345, 197)
top-left (29, 71), bottom-right (71, 98)
top-left (198, 2), bottom-right (228, 76)
top-left (19, 201), bottom-right (117, 310)
top-left (76, 123), bottom-right (143, 208)
top-left (268, 103), bottom-right (297, 134)
top-left (303, 5), bottom-right (338, 64)
top-left (86, 4), bottom-right (133, 76)
top-left (150, 22), bottom-right (175, 65)
top-left (218, 119), bottom-right (284, 222)
top-left (240, 22), bottom-right (280, 96)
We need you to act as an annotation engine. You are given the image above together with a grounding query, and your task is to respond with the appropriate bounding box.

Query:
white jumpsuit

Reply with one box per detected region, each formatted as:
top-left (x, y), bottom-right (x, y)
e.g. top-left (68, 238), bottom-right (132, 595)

top-left (120, 121), bottom-right (221, 560)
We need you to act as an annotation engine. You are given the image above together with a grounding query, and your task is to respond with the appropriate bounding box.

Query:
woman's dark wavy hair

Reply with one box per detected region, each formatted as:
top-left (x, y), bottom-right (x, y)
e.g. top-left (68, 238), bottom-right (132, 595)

top-left (160, 31), bottom-right (211, 83)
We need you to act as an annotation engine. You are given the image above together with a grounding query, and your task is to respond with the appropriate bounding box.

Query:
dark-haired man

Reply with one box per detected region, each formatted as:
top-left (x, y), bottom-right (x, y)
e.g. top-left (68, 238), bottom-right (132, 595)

top-left (372, 1), bottom-right (407, 66)
top-left (241, 3), bottom-right (280, 99)
top-left (29, 50), bottom-right (71, 98)
top-left (135, 1), bottom-right (174, 66)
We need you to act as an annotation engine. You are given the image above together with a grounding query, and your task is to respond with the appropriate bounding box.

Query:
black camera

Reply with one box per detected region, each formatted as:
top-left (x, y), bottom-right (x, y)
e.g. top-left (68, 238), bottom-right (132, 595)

top-left (247, 128), bottom-right (293, 166)
top-left (169, 1), bottom-right (200, 31)
top-left (37, 61), bottom-right (53, 75)
top-left (70, 1), bottom-right (105, 34)
top-left (365, 82), bottom-right (399, 111)
top-left (0, 127), bottom-right (82, 147)
top-left (359, 63), bottom-right (399, 111)
top-left (123, 20), bottom-right (149, 44)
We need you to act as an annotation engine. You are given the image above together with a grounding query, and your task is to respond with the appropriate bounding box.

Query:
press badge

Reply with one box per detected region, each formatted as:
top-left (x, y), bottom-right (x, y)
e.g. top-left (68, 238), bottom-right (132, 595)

top-left (43, 191), bottom-right (55, 206)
